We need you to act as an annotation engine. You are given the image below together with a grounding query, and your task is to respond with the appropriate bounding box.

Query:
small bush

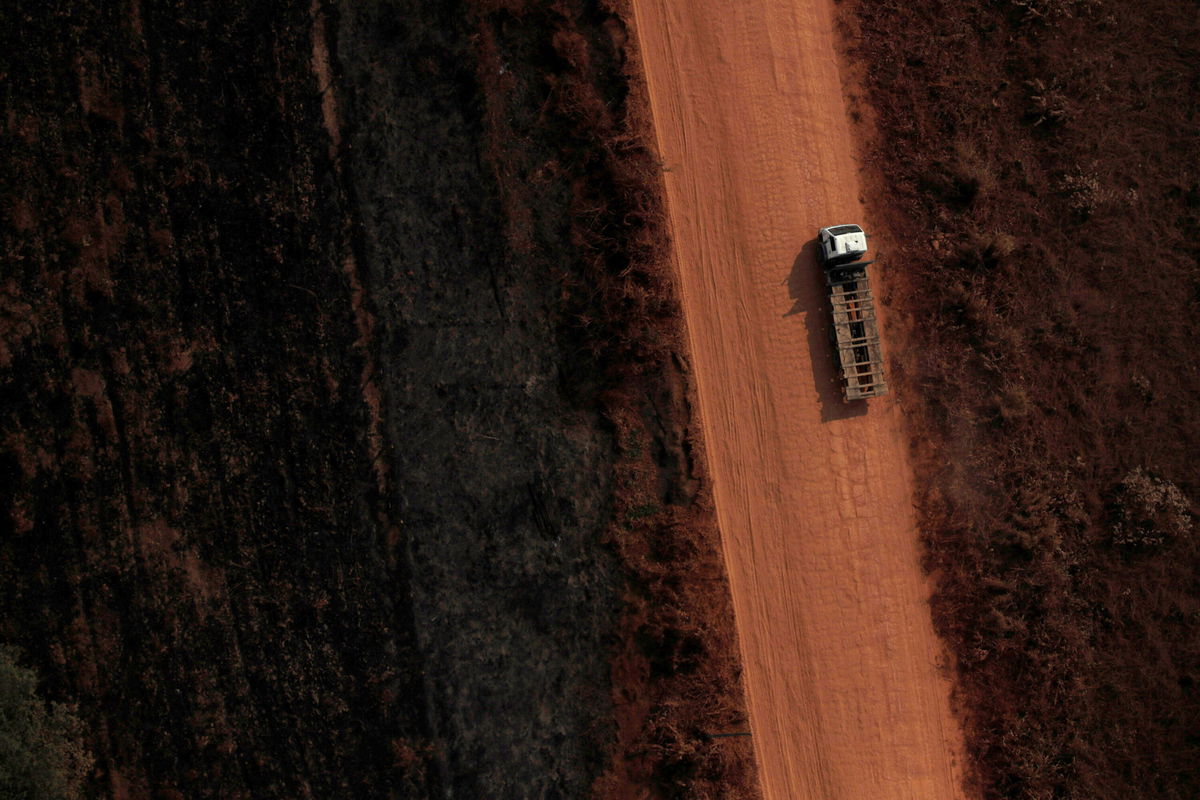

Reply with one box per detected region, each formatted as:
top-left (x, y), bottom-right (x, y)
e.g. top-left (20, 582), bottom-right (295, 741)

top-left (950, 141), bottom-right (996, 204)
top-left (1130, 373), bottom-right (1153, 402)
top-left (1109, 468), bottom-right (1193, 547)
top-left (960, 229), bottom-right (1018, 270)
top-left (1060, 170), bottom-right (1103, 216)
top-left (1025, 77), bottom-right (1071, 126)
top-left (0, 646), bottom-right (92, 800)
top-left (996, 384), bottom-right (1032, 423)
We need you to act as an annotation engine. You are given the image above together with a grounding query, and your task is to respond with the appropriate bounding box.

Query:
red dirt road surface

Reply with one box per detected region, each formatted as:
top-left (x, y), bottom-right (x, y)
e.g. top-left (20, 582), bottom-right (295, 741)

top-left (628, 1), bottom-right (969, 798)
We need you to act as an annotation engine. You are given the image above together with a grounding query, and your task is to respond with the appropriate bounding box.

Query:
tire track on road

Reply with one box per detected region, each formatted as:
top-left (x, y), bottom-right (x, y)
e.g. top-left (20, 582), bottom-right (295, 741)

top-left (627, 0), bottom-right (970, 798)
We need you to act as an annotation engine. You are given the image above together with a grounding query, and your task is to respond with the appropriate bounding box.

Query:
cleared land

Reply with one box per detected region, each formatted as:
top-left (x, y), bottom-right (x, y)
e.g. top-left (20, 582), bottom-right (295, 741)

top-left (629, 1), bottom-right (968, 799)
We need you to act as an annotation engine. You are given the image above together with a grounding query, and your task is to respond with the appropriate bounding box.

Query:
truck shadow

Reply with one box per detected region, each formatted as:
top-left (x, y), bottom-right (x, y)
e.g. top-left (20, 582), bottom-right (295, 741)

top-left (785, 241), bottom-right (869, 423)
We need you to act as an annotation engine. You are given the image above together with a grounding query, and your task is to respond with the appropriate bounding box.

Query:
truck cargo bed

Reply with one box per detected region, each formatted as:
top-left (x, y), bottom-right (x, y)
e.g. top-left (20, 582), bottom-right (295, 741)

top-left (826, 269), bottom-right (887, 400)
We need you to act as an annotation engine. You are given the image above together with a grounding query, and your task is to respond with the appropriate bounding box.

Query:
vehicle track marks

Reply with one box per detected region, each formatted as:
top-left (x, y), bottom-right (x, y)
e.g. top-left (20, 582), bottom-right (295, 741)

top-left (627, 0), bottom-right (970, 798)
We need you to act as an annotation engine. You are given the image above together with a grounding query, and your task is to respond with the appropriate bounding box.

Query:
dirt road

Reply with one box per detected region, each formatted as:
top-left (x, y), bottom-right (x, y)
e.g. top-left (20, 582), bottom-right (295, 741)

top-left (628, 1), bottom-right (969, 798)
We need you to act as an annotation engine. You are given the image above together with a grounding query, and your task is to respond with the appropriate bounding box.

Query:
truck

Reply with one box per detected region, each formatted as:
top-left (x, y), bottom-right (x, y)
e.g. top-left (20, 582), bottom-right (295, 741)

top-left (817, 224), bottom-right (887, 401)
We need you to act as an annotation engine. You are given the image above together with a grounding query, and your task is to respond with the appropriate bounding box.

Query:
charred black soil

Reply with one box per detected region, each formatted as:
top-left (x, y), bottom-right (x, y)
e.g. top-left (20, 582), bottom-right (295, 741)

top-left (2, 1), bottom-right (428, 796)
top-left (1, 1), bottom-right (752, 798)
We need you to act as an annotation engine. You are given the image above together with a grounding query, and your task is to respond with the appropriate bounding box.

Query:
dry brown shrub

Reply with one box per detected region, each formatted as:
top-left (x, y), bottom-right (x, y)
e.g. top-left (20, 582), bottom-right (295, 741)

top-left (995, 384), bottom-right (1032, 423)
top-left (849, 0), bottom-right (1200, 794)
top-left (1109, 468), bottom-right (1192, 548)
top-left (1060, 169), bottom-right (1103, 216)
top-left (1025, 77), bottom-right (1071, 127)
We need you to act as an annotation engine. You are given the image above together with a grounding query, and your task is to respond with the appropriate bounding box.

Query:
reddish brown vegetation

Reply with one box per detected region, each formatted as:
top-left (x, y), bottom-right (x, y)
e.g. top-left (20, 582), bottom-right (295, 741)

top-left (468, 2), bottom-right (758, 796)
top-left (841, 0), bottom-right (1200, 796)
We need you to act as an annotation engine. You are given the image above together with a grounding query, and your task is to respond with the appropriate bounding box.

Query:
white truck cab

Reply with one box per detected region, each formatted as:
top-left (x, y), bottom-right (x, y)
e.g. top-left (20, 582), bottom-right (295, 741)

top-left (818, 224), bottom-right (869, 264)
top-left (816, 223), bottom-right (887, 400)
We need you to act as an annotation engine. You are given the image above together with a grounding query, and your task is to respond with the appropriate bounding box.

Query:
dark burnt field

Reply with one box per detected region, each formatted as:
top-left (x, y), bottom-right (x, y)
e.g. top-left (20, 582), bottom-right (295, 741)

top-left (2, 1), bottom-right (429, 796)
top-left (1, 1), bottom-right (753, 798)
top-left (839, 0), bottom-right (1200, 797)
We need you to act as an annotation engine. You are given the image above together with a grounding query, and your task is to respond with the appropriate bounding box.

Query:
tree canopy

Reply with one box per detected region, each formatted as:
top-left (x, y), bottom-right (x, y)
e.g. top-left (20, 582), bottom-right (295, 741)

top-left (0, 646), bottom-right (91, 800)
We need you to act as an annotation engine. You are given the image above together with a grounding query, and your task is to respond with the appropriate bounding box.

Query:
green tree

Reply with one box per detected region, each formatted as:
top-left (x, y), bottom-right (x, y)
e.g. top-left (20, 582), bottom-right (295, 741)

top-left (0, 646), bottom-right (91, 800)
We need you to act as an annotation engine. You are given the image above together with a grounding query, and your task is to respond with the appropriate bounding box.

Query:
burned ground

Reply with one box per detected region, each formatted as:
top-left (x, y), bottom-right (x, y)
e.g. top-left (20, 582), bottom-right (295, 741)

top-left (1, 1), bottom-right (428, 796)
top-left (1, 0), bottom-right (752, 798)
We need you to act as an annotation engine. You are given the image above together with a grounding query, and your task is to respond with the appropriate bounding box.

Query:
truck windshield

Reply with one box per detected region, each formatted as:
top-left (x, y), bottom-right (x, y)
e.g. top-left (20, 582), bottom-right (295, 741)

top-left (828, 225), bottom-right (862, 236)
